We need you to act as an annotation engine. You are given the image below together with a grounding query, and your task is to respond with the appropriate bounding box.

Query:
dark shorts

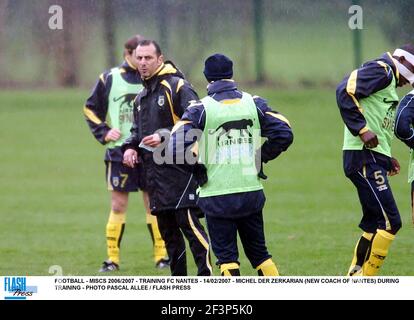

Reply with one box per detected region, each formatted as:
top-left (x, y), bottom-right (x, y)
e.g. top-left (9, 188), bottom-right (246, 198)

top-left (105, 161), bottom-right (141, 192)
top-left (347, 162), bottom-right (402, 233)
top-left (206, 210), bottom-right (271, 268)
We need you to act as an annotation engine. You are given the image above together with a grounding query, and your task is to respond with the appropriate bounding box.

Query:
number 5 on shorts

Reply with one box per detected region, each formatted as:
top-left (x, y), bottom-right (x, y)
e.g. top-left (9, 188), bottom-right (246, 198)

top-left (374, 170), bottom-right (385, 185)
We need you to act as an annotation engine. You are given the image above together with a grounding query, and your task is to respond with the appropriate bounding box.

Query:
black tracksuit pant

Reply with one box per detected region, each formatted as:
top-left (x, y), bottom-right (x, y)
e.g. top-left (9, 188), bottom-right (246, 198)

top-left (157, 208), bottom-right (212, 276)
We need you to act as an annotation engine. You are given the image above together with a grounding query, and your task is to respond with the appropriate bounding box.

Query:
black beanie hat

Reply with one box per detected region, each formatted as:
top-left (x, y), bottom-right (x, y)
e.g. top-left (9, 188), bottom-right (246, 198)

top-left (203, 54), bottom-right (233, 82)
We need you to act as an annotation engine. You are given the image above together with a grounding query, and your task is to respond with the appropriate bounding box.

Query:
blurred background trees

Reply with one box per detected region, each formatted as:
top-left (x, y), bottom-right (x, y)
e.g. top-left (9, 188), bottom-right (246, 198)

top-left (378, 0), bottom-right (414, 45)
top-left (0, 0), bottom-right (410, 88)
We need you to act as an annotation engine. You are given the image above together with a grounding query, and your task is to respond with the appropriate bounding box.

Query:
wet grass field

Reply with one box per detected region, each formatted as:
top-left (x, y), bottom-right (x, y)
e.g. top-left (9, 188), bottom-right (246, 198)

top-left (1, 88), bottom-right (413, 276)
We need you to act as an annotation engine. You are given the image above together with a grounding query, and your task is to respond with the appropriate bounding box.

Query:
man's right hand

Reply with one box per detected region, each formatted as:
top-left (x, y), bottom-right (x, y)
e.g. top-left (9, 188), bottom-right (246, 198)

top-left (105, 128), bottom-right (121, 142)
top-left (359, 130), bottom-right (378, 149)
top-left (123, 149), bottom-right (138, 168)
top-left (194, 163), bottom-right (208, 187)
top-left (142, 134), bottom-right (161, 147)
top-left (255, 150), bottom-right (267, 180)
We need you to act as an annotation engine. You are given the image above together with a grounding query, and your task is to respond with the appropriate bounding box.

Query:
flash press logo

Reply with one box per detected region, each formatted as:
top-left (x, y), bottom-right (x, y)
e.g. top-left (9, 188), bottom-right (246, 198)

top-left (3, 277), bottom-right (37, 300)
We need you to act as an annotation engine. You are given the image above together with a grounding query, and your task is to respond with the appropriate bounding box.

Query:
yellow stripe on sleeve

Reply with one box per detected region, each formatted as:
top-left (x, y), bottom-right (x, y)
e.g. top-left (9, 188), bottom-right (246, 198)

top-left (99, 73), bottom-right (106, 84)
top-left (161, 80), bottom-right (180, 124)
top-left (377, 61), bottom-right (390, 75)
top-left (347, 70), bottom-right (358, 94)
top-left (165, 91), bottom-right (180, 124)
top-left (161, 80), bottom-right (172, 93)
top-left (176, 79), bottom-right (184, 93)
top-left (346, 70), bottom-right (363, 113)
top-left (359, 126), bottom-right (369, 135)
top-left (171, 120), bottom-right (191, 134)
top-left (266, 112), bottom-right (291, 127)
top-left (83, 106), bottom-right (102, 125)
top-left (387, 52), bottom-right (400, 82)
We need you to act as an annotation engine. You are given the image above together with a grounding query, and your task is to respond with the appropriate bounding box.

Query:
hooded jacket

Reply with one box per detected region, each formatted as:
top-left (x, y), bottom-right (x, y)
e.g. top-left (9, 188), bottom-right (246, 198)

top-left (84, 60), bottom-right (141, 161)
top-left (336, 52), bottom-right (401, 176)
top-left (170, 79), bottom-right (294, 218)
top-left (123, 61), bottom-right (200, 213)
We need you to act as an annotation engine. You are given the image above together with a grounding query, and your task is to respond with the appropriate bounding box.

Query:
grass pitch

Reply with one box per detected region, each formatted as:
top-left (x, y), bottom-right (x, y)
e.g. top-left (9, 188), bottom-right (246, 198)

top-left (0, 88), bottom-right (413, 276)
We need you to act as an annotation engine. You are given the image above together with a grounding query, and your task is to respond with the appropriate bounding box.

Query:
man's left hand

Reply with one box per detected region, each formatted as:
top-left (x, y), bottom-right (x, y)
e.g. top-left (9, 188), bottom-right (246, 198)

top-left (142, 134), bottom-right (161, 147)
top-left (123, 149), bottom-right (139, 168)
top-left (388, 157), bottom-right (400, 176)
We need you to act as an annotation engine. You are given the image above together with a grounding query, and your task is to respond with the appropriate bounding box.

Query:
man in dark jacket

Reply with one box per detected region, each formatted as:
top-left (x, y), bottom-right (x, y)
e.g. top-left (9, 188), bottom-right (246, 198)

top-left (394, 45), bottom-right (414, 228)
top-left (123, 40), bottom-right (212, 276)
top-left (170, 54), bottom-right (293, 276)
top-left (336, 45), bottom-right (413, 276)
top-left (84, 35), bottom-right (168, 273)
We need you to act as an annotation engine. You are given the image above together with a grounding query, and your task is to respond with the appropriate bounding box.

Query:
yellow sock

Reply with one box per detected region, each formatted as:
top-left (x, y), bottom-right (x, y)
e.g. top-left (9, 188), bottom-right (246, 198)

top-left (146, 213), bottom-right (167, 263)
top-left (106, 211), bottom-right (126, 265)
top-left (256, 258), bottom-right (279, 276)
top-left (347, 232), bottom-right (373, 276)
top-left (363, 230), bottom-right (395, 276)
top-left (220, 263), bottom-right (240, 276)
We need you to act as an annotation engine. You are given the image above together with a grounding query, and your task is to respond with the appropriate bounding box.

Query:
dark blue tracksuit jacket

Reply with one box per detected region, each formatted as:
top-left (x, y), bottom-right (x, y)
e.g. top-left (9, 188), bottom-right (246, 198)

top-left (336, 52), bottom-right (400, 175)
top-left (170, 80), bottom-right (293, 218)
top-left (395, 92), bottom-right (414, 149)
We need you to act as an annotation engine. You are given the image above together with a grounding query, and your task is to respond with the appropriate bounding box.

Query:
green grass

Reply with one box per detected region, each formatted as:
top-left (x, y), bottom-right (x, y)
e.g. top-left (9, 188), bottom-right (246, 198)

top-left (0, 88), bottom-right (413, 276)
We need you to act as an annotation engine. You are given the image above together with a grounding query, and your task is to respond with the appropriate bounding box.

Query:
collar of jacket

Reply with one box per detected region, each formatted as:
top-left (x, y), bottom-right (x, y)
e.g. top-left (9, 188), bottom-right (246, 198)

top-left (142, 62), bottom-right (180, 91)
top-left (380, 52), bottom-right (400, 85)
top-left (207, 79), bottom-right (238, 96)
top-left (121, 58), bottom-right (139, 73)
